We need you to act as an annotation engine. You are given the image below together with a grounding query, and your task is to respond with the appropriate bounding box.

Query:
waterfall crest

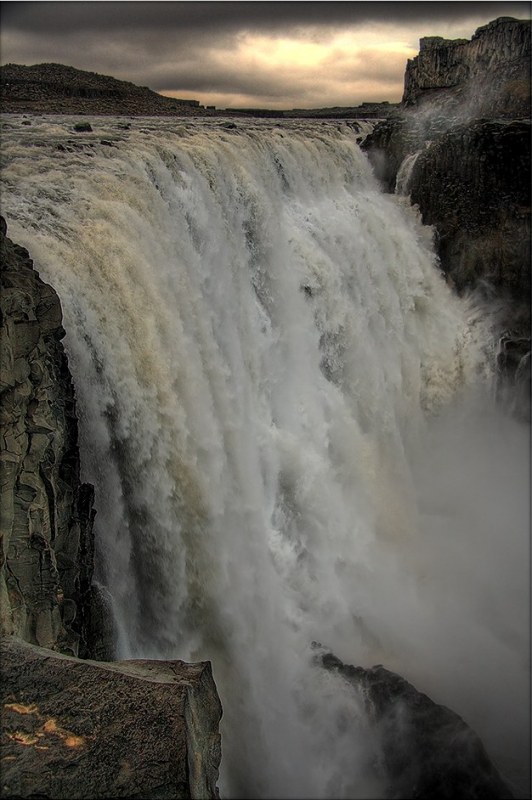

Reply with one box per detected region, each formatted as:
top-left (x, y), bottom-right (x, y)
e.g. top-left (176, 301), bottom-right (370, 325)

top-left (1, 116), bottom-right (528, 798)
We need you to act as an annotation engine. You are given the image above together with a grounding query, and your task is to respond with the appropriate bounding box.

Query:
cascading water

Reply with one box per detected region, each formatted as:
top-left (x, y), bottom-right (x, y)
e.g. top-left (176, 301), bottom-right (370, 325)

top-left (395, 150), bottom-right (421, 196)
top-left (1, 116), bottom-right (529, 799)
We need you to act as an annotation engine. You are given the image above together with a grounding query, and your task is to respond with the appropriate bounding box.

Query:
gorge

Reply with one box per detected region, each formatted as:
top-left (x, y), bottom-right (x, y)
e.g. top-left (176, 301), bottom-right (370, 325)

top-left (1, 15), bottom-right (530, 800)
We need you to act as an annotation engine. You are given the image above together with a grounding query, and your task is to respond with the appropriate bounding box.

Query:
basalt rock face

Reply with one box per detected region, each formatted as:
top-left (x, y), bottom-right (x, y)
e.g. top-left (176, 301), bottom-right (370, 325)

top-left (1, 637), bottom-right (222, 799)
top-left (0, 218), bottom-right (107, 658)
top-left (362, 17), bottom-right (531, 416)
top-left (0, 225), bottom-right (224, 799)
top-left (364, 114), bottom-right (531, 338)
top-left (320, 651), bottom-right (514, 800)
top-left (403, 17), bottom-right (531, 117)
top-left (409, 118), bottom-right (531, 310)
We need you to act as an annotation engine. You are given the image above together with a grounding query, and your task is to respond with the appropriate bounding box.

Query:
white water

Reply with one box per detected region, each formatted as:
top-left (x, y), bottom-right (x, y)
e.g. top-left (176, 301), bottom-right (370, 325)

top-left (395, 151), bottom-right (421, 196)
top-left (1, 116), bottom-right (529, 798)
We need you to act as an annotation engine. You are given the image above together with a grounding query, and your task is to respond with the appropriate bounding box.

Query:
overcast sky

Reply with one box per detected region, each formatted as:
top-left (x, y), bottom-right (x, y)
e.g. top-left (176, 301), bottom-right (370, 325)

top-left (1, 2), bottom-right (530, 108)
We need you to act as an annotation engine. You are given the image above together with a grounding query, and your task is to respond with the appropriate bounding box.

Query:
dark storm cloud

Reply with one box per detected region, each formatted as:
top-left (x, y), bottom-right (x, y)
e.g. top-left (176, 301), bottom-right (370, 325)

top-left (2, 2), bottom-right (530, 35)
top-left (1, 1), bottom-right (530, 108)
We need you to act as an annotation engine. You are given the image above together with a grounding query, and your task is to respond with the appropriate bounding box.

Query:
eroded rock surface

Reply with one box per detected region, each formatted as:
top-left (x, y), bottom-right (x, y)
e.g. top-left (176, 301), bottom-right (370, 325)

top-left (320, 650), bottom-right (514, 800)
top-left (1, 637), bottom-right (222, 799)
top-left (409, 119), bottom-right (531, 308)
top-left (0, 218), bottom-right (103, 657)
top-left (403, 17), bottom-right (531, 117)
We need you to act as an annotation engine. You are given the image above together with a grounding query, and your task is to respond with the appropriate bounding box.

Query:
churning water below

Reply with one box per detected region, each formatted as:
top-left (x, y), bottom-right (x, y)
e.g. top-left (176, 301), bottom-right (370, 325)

top-left (1, 116), bottom-right (529, 798)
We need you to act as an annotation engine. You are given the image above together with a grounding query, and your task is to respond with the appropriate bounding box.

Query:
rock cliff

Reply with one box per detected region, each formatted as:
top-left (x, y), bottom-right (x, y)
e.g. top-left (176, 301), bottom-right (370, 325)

top-left (0, 218), bottom-right (107, 658)
top-left (403, 16), bottom-right (531, 118)
top-left (320, 650), bottom-right (514, 799)
top-left (362, 17), bottom-right (531, 416)
top-left (1, 637), bottom-right (222, 799)
top-left (409, 118), bottom-right (530, 306)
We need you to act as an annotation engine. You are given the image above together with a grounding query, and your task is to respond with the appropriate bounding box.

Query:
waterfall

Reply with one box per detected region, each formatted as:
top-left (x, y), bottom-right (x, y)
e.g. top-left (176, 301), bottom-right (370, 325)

top-left (1, 116), bottom-right (529, 798)
top-left (395, 150), bottom-right (421, 196)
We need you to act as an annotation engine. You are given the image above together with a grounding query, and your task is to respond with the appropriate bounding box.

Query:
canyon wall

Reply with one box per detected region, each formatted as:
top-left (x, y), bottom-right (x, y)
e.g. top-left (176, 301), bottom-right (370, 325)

top-left (362, 17), bottom-right (531, 416)
top-left (0, 217), bottom-right (107, 658)
top-left (403, 16), bottom-right (531, 117)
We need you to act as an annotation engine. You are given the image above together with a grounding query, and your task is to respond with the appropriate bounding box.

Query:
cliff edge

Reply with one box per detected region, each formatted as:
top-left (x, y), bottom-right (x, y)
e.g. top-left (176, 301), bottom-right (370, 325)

top-left (0, 221), bottom-right (223, 799)
top-left (1, 637), bottom-right (222, 799)
top-left (0, 217), bottom-right (104, 658)
top-left (362, 16), bottom-right (531, 417)
top-left (403, 16), bottom-right (531, 117)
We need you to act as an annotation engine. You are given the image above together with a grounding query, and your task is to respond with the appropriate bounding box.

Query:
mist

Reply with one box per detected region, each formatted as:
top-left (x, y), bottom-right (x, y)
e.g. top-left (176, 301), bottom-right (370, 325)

top-left (405, 388), bottom-right (529, 793)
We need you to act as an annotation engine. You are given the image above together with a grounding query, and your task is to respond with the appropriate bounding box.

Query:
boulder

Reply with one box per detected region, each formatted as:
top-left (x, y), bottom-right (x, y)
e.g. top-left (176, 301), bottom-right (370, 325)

top-left (73, 121), bottom-right (93, 132)
top-left (1, 637), bottom-right (222, 799)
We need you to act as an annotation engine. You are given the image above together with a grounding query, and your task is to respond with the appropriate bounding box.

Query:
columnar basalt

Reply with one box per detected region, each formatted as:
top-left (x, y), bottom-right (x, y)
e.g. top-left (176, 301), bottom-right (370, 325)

top-left (0, 217), bottom-right (100, 657)
top-left (362, 17), bottom-right (531, 415)
top-left (403, 16), bottom-right (531, 117)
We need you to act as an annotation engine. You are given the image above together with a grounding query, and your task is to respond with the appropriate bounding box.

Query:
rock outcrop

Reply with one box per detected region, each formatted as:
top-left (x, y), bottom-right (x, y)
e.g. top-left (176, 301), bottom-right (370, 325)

top-left (409, 118), bottom-right (530, 306)
top-left (0, 62), bottom-right (207, 116)
top-left (403, 17), bottom-right (531, 117)
top-left (0, 217), bottom-right (107, 658)
top-left (320, 650), bottom-right (514, 799)
top-left (1, 637), bottom-right (222, 799)
top-left (362, 17), bottom-right (531, 415)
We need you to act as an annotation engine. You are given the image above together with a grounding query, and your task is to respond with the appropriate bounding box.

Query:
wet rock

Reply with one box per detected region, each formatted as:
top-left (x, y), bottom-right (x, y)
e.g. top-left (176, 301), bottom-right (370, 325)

top-left (73, 122), bottom-right (93, 132)
top-left (409, 118), bottom-right (531, 314)
top-left (362, 16), bottom-right (531, 409)
top-left (1, 637), bottom-right (222, 799)
top-left (0, 217), bottom-right (104, 658)
top-left (320, 650), bottom-right (514, 799)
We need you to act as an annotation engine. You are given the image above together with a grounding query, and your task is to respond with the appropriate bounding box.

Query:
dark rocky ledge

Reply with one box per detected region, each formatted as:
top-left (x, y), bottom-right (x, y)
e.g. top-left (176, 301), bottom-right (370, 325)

top-left (319, 649), bottom-right (514, 799)
top-left (0, 62), bottom-right (208, 116)
top-left (1, 637), bottom-right (222, 799)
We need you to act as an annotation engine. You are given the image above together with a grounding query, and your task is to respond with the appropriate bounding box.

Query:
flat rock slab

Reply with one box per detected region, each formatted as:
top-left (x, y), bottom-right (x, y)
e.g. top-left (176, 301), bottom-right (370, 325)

top-left (1, 637), bottom-right (222, 799)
